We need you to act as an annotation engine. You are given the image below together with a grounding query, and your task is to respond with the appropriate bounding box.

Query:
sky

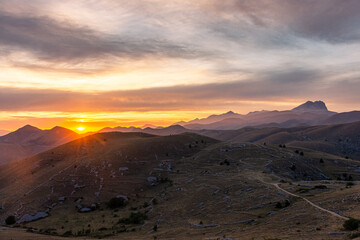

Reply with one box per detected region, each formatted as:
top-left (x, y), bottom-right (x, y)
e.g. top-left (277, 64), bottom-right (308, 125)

top-left (1, 0), bottom-right (360, 132)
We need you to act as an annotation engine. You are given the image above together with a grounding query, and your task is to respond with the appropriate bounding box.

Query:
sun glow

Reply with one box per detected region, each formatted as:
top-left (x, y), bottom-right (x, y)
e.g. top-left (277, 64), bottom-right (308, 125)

top-left (77, 126), bottom-right (85, 131)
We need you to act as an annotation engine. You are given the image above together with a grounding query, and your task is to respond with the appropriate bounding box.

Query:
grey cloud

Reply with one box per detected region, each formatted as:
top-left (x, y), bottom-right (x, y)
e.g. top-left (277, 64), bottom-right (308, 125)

top-left (209, 0), bottom-right (360, 44)
top-left (1, 68), bottom-right (355, 112)
top-left (0, 11), bottom-right (208, 62)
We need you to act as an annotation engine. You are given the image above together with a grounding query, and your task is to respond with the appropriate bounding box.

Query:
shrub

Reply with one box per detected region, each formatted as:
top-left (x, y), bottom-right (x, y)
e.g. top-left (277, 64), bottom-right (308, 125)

top-left (350, 232), bottom-right (360, 239)
top-left (107, 197), bottom-right (127, 209)
top-left (143, 202), bottom-right (149, 208)
top-left (346, 182), bottom-right (355, 188)
top-left (5, 215), bottom-right (16, 225)
top-left (343, 218), bottom-right (360, 231)
top-left (290, 165), bottom-right (296, 171)
top-left (275, 200), bottom-right (290, 209)
top-left (275, 202), bottom-right (283, 209)
top-left (62, 230), bottom-right (73, 237)
top-left (118, 212), bottom-right (148, 224)
top-left (153, 224), bottom-right (158, 232)
top-left (319, 158), bottom-right (324, 163)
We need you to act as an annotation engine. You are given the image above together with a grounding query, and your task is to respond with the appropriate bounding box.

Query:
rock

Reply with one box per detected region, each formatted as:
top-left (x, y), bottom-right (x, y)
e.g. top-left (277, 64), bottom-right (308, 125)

top-left (116, 194), bottom-right (129, 201)
top-left (58, 197), bottom-right (66, 201)
top-left (147, 177), bottom-right (157, 182)
top-left (18, 212), bottom-right (48, 223)
top-left (267, 211), bottom-right (275, 216)
top-left (187, 178), bottom-right (194, 184)
top-left (223, 196), bottom-right (231, 202)
top-left (119, 167), bottom-right (129, 171)
top-left (79, 207), bottom-right (91, 213)
top-left (224, 219), bottom-right (254, 225)
top-left (74, 184), bottom-right (85, 189)
top-left (277, 191), bottom-right (286, 197)
top-left (193, 223), bottom-right (218, 229)
top-left (213, 189), bottom-right (220, 195)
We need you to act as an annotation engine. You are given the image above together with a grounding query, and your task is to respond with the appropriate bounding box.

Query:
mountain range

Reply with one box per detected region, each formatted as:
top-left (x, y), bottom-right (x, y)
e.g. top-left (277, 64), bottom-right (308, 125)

top-left (0, 125), bottom-right (79, 165)
top-left (173, 101), bottom-right (358, 130)
top-left (2, 100), bottom-right (360, 239)
top-left (1, 100), bottom-right (360, 166)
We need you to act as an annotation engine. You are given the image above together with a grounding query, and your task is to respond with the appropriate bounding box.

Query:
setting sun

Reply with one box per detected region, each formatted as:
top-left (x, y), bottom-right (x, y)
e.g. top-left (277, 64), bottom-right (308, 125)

top-left (77, 126), bottom-right (85, 131)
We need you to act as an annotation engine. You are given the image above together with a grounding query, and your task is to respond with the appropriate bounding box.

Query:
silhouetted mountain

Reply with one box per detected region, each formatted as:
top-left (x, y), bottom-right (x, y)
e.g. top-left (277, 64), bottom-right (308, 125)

top-left (175, 110), bottom-right (243, 126)
top-left (0, 125), bottom-right (79, 165)
top-left (292, 100), bottom-right (328, 111)
top-left (141, 124), bottom-right (159, 129)
top-left (99, 124), bottom-right (188, 136)
top-left (175, 101), bottom-right (341, 130)
top-left (99, 126), bottom-right (141, 133)
top-left (323, 111), bottom-right (360, 125)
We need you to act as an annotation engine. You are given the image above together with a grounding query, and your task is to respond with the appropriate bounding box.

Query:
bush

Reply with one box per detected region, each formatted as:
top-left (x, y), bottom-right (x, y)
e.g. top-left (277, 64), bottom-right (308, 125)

top-left (5, 215), bottom-right (16, 225)
top-left (346, 182), bottom-right (355, 188)
top-left (275, 202), bottom-right (283, 209)
top-left (143, 202), bottom-right (149, 208)
top-left (275, 200), bottom-right (290, 209)
top-left (62, 230), bottom-right (73, 237)
top-left (343, 218), bottom-right (360, 231)
top-left (350, 232), bottom-right (360, 239)
top-left (118, 212), bottom-right (148, 224)
top-left (153, 224), bottom-right (158, 232)
top-left (107, 197), bottom-right (127, 209)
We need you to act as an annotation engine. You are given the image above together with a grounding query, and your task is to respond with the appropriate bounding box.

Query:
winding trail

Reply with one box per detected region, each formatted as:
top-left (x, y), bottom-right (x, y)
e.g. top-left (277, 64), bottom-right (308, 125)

top-left (271, 182), bottom-right (349, 220)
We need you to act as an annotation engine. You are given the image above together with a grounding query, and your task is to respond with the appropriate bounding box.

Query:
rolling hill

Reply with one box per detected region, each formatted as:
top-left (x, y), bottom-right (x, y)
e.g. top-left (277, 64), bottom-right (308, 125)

top-left (1, 132), bottom-right (360, 239)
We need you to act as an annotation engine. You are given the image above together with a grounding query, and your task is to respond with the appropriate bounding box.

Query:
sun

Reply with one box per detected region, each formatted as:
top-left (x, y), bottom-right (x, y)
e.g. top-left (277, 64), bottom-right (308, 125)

top-left (77, 126), bottom-right (85, 131)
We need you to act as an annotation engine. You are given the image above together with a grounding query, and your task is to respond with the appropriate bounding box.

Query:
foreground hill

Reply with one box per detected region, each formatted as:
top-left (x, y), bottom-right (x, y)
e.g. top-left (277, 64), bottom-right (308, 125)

top-left (0, 132), bottom-right (217, 223)
top-left (0, 125), bottom-right (79, 165)
top-left (1, 132), bottom-right (360, 239)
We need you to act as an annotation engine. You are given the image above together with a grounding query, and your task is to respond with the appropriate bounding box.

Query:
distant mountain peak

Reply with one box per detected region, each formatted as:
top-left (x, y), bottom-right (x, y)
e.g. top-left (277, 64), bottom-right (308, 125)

top-left (141, 124), bottom-right (158, 129)
top-left (17, 124), bottom-right (41, 132)
top-left (292, 101), bottom-right (328, 111)
top-left (226, 111), bottom-right (235, 114)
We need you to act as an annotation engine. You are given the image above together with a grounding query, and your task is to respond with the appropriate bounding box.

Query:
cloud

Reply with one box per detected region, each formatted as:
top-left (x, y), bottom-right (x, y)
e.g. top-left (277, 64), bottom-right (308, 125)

top-left (0, 10), bottom-right (209, 63)
top-left (208, 0), bottom-right (360, 44)
top-left (2, 68), bottom-right (358, 112)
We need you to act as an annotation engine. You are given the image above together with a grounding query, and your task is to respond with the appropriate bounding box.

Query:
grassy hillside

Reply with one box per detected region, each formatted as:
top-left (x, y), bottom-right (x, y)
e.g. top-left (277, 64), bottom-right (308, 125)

top-left (1, 133), bottom-right (360, 239)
